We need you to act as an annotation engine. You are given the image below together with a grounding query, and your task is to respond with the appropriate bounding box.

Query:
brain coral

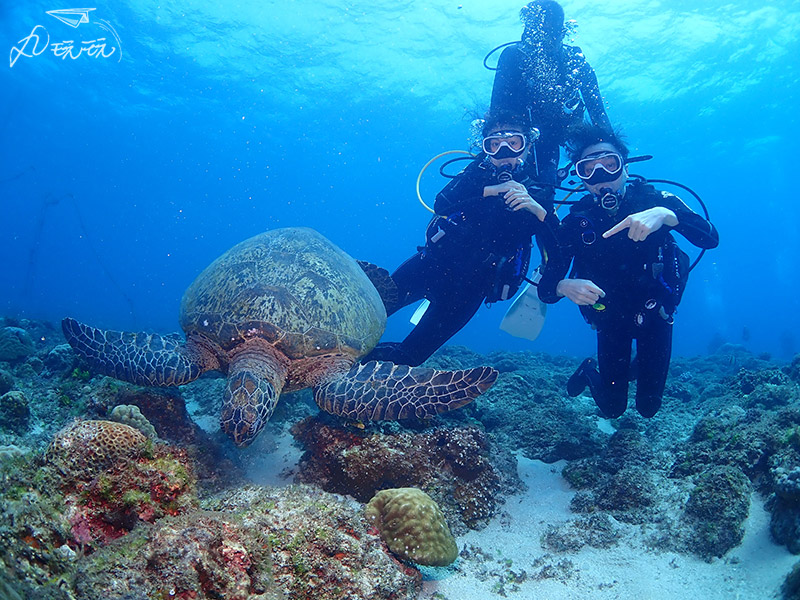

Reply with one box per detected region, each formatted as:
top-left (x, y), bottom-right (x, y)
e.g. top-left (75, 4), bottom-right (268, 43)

top-left (47, 420), bottom-right (148, 478)
top-left (365, 487), bottom-right (458, 567)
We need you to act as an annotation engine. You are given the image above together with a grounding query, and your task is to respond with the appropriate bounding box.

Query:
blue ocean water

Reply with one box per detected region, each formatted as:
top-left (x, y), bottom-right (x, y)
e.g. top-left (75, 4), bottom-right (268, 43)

top-left (1, 0), bottom-right (798, 361)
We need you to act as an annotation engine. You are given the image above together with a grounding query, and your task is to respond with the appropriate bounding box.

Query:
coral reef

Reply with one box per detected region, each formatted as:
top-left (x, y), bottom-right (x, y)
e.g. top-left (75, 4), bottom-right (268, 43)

top-left (785, 354), bottom-right (800, 384)
top-left (783, 561), bottom-right (800, 600)
top-left (365, 487), bottom-right (458, 567)
top-left (769, 444), bottom-right (800, 553)
top-left (683, 465), bottom-right (751, 559)
top-left (43, 344), bottom-right (77, 377)
top-left (561, 429), bottom-right (664, 526)
top-left (204, 485), bottom-right (422, 600)
top-left (0, 369), bottom-right (14, 395)
top-left (90, 379), bottom-right (201, 445)
top-left (0, 326), bottom-right (34, 363)
top-left (467, 360), bottom-right (604, 463)
top-left (0, 390), bottom-right (30, 434)
top-left (3, 317), bottom-right (800, 596)
top-left (87, 378), bottom-right (246, 493)
top-left (572, 465), bottom-right (658, 522)
top-left (44, 420), bottom-right (197, 550)
top-left (0, 452), bottom-right (76, 599)
top-left (75, 511), bottom-right (285, 600)
top-left (292, 416), bottom-right (521, 531)
top-left (540, 513), bottom-right (620, 552)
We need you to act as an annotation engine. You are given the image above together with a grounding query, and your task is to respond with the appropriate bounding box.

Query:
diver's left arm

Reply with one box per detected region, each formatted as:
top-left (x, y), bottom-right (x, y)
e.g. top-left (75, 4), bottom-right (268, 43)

top-left (602, 207), bottom-right (677, 242)
top-left (657, 193), bottom-right (720, 249)
top-left (575, 50), bottom-right (611, 132)
top-left (602, 198), bottom-right (719, 248)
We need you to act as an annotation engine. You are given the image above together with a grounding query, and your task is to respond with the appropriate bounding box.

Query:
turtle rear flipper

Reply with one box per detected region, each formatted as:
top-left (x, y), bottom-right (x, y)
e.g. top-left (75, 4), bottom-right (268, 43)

top-left (313, 360), bottom-right (498, 421)
top-left (356, 260), bottom-right (399, 314)
top-left (62, 317), bottom-right (220, 387)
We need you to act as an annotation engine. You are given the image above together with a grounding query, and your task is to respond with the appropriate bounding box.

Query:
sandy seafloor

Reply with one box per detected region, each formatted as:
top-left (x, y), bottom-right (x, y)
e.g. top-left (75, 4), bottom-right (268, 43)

top-left (246, 427), bottom-right (796, 599)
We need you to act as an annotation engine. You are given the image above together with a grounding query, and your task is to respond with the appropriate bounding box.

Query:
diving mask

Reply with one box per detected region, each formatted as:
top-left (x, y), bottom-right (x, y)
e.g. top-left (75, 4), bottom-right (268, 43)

top-left (483, 131), bottom-right (527, 158)
top-left (575, 151), bottom-right (624, 185)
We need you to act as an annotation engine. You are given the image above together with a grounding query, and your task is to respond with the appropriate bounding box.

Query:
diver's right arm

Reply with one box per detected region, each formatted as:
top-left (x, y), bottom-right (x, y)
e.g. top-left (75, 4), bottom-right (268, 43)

top-left (433, 161), bottom-right (483, 215)
top-left (537, 225), bottom-right (572, 304)
top-left (555, 279), bottom-right (606, 306)
top-left (537, 217), bottom-right (603, 305)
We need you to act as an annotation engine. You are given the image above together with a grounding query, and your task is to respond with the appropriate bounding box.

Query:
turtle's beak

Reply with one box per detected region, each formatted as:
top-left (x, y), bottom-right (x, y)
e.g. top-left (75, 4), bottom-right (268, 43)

top-left (220, 403), bottom-right (264, 447)
top-left (221, 361), bottom-right (282, 448)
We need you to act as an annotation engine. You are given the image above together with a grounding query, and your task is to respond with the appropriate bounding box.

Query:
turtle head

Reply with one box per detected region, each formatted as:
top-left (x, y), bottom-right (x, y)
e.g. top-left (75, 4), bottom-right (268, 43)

top-left (220, 368), bottom-right (279, 447)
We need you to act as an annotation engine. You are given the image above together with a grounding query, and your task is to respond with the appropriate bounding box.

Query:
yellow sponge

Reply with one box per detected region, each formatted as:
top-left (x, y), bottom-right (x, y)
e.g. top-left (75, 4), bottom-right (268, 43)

top-left (365, 487), bottom-right (458, 567)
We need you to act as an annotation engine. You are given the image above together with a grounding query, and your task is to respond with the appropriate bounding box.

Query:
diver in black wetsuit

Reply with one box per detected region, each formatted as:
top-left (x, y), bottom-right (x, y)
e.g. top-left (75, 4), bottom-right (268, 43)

top-left (537, 124), bottom-right (719, 419)
top-left (490, 1), bottom-right (610, 187)
top-left (363, 111), bottom-right (558, 367)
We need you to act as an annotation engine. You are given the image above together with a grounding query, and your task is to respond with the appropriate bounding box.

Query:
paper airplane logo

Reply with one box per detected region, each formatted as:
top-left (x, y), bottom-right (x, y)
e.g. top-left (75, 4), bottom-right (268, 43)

top-left (45, 8), bottom-right (96, 28)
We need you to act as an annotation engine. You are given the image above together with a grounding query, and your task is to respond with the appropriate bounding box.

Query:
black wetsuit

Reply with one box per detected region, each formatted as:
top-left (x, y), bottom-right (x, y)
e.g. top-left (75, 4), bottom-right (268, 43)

top-left (364, 158), bottom-right (557, 367)
top-left (538, 180), bottom-right (719, 418)
top-left (490, 42), bottom-right (610, 185)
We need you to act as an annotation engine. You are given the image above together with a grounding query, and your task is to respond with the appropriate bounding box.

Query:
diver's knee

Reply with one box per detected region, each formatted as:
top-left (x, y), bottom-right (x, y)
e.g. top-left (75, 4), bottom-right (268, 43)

top-left (597, 401), bottom-right (627, 419)
top-left (636, 397), bottom-right (662, 418)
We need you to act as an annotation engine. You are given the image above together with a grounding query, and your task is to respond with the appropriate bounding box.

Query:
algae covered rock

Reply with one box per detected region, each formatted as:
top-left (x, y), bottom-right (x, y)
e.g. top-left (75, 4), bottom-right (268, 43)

top-left (0, 369), bottom-right (13, 395)
top-left (365, 487), bottom-right (458, 567)
top-left (684, 465), bottom-right (751, 560)
top-left (0, 327), bottom-right (34, 362)
top-left (782, 561), bottom-right (800, 600)
top-left (769, 446), bottom-right (800, 553)
top-left (205, 484), bottom-right (421, 600)
top-left (0, 391), bottom-right (30, 434)
top-left (43, 343), bottom-right (77, 375)
top-left (75, 511), bottom-right (283, 600)
top-left (292, 418), bottom-right (518, 530)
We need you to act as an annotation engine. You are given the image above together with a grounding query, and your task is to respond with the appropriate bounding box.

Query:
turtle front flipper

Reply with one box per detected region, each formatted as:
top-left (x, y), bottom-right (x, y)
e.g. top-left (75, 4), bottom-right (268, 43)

top-left (62, 317), bottom-right (219, 386)
top-left (220, 341), bottom-right (289, 447)
top-left (313, 361), bottom-right (498, 421)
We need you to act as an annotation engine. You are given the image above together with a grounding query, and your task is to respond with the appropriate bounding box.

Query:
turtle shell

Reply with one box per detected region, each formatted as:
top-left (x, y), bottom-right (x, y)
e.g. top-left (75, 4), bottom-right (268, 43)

top-left (179, 227), bottom-right (386, 360)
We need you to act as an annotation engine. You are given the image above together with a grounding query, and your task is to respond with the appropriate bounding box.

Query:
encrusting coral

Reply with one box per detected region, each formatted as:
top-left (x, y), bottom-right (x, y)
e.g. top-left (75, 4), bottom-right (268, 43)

top-left (365, 487), bottom-right (459, 567)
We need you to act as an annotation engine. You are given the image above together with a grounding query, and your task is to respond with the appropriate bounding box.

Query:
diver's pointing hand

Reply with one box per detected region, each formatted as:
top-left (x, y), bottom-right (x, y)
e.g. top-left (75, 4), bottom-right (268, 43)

top-left (603, 207), bottom-right (678, 242)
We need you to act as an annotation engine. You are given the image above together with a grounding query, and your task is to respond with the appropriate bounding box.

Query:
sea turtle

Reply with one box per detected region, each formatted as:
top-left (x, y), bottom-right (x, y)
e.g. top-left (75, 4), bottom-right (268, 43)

top-left (63, 227), bottom-right (498, 446)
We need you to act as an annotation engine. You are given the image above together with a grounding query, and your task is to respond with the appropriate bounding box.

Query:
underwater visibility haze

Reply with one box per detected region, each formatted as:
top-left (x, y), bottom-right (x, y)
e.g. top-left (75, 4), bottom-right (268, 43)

top-left (1, 0), bottom-right (799, 360)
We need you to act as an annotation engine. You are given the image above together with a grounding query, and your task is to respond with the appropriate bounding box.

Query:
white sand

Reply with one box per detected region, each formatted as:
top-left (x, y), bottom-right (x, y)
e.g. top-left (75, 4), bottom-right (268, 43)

top-left (421, 457), bottom-right (797, 600)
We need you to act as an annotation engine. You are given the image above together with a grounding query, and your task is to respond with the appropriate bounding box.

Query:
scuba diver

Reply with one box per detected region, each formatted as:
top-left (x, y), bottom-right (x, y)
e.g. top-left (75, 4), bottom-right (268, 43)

top-left (537, 123), bottom-right (719, 419)
top-left (489, 0), bottom-right (611, 188)
top-left (362, 110), bottom-right (558, 367)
